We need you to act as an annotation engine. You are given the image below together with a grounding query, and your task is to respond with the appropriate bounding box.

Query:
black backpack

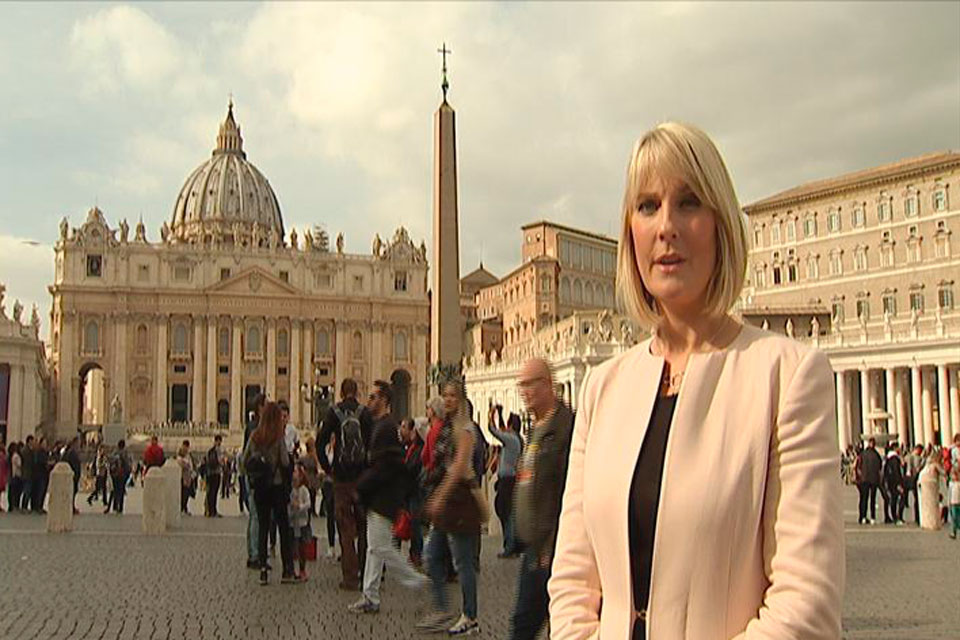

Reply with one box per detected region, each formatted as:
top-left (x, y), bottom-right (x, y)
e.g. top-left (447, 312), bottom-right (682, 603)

top-left (334, 405), bottom-right (366, 468)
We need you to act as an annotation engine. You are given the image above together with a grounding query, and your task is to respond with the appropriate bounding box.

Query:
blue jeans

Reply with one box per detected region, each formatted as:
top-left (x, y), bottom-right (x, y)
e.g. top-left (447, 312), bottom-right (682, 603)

top-left (247, 483), bottom-right (260, 562)
top-left (509, 551), bottom-right (551, 640)
top-left (425, 528), bottom-right (478, 619)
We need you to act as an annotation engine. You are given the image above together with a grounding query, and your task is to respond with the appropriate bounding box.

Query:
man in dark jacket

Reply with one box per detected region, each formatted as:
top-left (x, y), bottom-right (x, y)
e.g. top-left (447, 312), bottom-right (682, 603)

top-left (63, 438), bottom-right (82, 513)
top-left (510, 359), bottom-right (575, 640)
top-left (858, 437), bottom-right (883, 524)
top-left (348, 380), bottom-right (427, 613)
top-left (32, 437), bottom-right (51, 514)
top-left (317, 378), bottom-right (374, 591)
top-left (205, 435), bottom-right (223, 517)
top-left (882, 444), bottom-right (904, 524)
top-left (20, 436), bottom-right (35, 512)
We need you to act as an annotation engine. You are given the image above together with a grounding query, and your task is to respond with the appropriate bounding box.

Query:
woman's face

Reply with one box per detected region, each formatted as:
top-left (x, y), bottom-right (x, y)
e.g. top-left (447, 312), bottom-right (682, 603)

top-left (442, 385), bottom-right (461, 416)
top-left (630, 173), bottom-right (717, 317)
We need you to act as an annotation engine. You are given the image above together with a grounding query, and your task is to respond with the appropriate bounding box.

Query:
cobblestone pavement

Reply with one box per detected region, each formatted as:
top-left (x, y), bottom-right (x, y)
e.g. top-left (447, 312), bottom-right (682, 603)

top-left (0, 486), bottom-right (957, 639)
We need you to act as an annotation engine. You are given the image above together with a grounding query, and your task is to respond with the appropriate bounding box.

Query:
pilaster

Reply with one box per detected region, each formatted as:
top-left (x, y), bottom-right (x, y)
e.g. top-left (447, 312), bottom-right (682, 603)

top-left (155, 315), bottom-right (168, 423)
top-left (192, 316), bottom-right (205, 423)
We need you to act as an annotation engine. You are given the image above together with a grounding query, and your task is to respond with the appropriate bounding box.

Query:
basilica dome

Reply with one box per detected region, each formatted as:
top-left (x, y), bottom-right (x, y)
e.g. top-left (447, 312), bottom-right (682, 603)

top-left (170, 102), bottom-right (284, 246)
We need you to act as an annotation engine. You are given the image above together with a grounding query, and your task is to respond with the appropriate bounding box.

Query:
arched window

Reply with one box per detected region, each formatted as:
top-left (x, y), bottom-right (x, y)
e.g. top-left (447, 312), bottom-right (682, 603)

top-left (277, 328), bottom-right (289, 357)
top-left (218, 327), bottom-right (229, 356)
top-left (84, 321), bottom-right (99, 354)
top-left (352, 331), bottom-right (363, 359)
top-left (573, 280), bottom-right (583, 304)
top-left (394, 331), bottom-right (408, 361)
top-left (316, 329), bottom-right (330, 356)
top-left (246, 325), bottom-right (261, 355)
top-left (136, 324), bottom-right (148, 353)
top-left (585, 282), bottom-right (595, 307)
top-left (560, 277), bottom-right (571, 302)
top-left (172, 323), bottom-right (188, 354)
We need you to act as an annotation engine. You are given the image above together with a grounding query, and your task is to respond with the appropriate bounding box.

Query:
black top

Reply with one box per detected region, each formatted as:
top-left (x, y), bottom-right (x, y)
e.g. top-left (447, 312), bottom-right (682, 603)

top-left (628, 393), bottom-right (678, 639)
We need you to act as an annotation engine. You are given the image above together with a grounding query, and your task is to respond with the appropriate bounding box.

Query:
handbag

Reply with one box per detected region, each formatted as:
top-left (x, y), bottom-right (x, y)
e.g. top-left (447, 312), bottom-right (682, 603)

top-left (432, 481), bottom-right (485, 534)
top-left (392, 509), bottom-right (413, 541)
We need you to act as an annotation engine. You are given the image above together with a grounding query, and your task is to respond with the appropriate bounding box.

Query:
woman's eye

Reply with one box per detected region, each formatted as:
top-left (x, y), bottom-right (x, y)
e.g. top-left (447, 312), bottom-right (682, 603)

top-left (680, 196), bottom-right (701, 209)
top-left (637, 200), bottom-right (658, 215)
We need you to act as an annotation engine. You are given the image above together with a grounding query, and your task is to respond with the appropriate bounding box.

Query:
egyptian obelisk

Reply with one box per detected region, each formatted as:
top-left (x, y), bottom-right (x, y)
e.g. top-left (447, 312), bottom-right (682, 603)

top-left (430, 43), bottom-right (462, 382)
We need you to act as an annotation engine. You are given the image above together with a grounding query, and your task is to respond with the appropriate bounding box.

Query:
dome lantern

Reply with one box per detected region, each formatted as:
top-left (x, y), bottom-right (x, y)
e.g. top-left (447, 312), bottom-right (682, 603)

top-left (170, 100), bottom-right (283, 247)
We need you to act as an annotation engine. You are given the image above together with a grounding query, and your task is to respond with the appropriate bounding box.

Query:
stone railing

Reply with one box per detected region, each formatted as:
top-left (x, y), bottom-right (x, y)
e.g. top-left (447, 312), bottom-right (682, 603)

top-left (127, 422), bottom-right (232, 438)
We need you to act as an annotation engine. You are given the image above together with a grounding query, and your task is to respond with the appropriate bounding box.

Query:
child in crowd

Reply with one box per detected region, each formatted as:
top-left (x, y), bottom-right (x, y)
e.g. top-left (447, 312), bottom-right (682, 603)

top-left (949, 467), bottom-right (960, 540)
top-left (289, 464), bottom-right (312, 580)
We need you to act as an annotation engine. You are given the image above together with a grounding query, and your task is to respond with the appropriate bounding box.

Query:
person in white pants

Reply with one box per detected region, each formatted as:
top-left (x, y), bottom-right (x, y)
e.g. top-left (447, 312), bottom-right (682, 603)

top-left (349, 380), bottom-right (427, 613)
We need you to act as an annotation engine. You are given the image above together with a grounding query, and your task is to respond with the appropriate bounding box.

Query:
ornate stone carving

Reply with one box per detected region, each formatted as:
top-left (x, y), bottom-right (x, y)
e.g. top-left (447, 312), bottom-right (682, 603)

top-left (372, 233), bottom-right (382, 258)
top-left (119, 219), bottom-right (129, 244)
top-left (60, 217), bottom-right (69, 242)
top-left (336, 233), bottom-right (344, 255)
top-left (13, 299), bottom-right (23, 323)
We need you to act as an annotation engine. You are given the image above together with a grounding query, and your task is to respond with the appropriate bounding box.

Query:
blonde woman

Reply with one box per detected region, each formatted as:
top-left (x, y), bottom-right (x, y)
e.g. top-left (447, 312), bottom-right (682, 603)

top-left (548, 122), bottom-right (844, 639)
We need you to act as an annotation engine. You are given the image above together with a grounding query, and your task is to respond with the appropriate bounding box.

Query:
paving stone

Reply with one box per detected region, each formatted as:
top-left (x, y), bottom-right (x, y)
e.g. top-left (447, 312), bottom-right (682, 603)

top-left (0, 486), bottom-right (957, 639)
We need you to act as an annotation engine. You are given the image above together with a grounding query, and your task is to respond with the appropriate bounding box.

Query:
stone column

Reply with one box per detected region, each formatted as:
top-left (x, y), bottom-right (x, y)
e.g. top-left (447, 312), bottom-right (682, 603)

top-left (192, 316), bottom-right (204, 424)
top-left (335, 320), bottom-right (349, 387)
top-left (414, 323), bottom-right (427, 416)
top-left (8, 364), bottom-right (23, 441)
top-left (230, 318), bottom-right (242, 430)
top-left (894, 369), bottom-right (909, 447)
top-left (884, 368), bottom-right (897, 439)
top-left (266, 318), bottom-right (277, 400)
top-left (206, 318), bottom-right (217, 425)
top-left (921, 367), bottom-right (935, 447)
top-left (155, 316), bottom-right (168, 423)
top-left (302, 321), bottom-right (313, 393)
top-left (369, 320), bottom-right (385, 381)
top-left (950, 365), bottom-right (960, 441)
top-left (859, 369), bottom-right (872, 438)
top-left (937, 364), bottom-right (951, 446)
top-left (113, 313), bottom-right (127, 424)
top-left (911, 365), bottom-right (924, 446)
top-left (289, 320), bottom-right (301, 426)
top-left (836, 371), bottom-right (849, 451)
top-left (59, 312), bottom-right (77, 427)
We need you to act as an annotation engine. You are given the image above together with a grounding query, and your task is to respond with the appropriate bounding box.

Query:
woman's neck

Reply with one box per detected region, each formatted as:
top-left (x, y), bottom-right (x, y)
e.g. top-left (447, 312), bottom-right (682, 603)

top-left (655, 310), bottom-right (732, 359)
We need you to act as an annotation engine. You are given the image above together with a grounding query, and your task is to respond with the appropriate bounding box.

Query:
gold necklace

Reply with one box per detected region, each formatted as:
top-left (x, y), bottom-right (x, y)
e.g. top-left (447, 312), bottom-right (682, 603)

top-left (655, 316), bottom-right (733, 394)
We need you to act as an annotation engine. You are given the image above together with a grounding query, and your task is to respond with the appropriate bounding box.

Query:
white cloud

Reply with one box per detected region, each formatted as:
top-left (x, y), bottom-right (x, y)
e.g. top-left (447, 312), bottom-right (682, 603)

top-left (70, 6), bottom-right (184, 94)
top-left (0, 235), bottom-right (54, 340)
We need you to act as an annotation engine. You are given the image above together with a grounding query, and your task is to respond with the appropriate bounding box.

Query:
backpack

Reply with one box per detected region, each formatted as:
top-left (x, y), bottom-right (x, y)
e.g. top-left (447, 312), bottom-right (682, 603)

top-left (109, 454), bottom-right (123, 479)
top-left (245, 452), bottom-right (272, 492)
top-left (334, 405), bottom-right (366, 468)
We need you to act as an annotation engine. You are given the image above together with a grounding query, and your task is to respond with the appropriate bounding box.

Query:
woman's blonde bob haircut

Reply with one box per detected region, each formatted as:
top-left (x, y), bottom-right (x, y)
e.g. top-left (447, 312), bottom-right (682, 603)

top-left (616, 122), bottom-right (748, 329)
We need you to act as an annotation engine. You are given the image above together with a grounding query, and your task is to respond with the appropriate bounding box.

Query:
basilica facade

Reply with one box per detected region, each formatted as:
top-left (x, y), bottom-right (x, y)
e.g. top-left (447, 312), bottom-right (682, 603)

top-left (49, 104), bottom-right (429, 440)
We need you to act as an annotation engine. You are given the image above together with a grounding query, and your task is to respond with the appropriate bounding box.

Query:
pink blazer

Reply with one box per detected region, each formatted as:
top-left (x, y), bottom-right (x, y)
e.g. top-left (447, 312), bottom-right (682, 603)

top-left (548, 324), bottom-right (844, 639)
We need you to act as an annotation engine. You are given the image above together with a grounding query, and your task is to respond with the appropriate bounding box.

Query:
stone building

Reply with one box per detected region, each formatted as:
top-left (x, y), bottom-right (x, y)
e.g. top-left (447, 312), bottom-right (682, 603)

top-left (464, 220), bottom-right (637, 422)
top-left (742, 151), bottom-right (960, 450)
top-left (0, 285), bottom-right (51, 444)
top-left (48, 103), bottom-right (429, 441)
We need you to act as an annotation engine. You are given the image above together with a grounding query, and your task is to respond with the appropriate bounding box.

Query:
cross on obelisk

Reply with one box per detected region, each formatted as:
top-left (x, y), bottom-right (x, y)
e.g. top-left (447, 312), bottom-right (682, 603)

top-left (437, 43), bottom-right (452, 101)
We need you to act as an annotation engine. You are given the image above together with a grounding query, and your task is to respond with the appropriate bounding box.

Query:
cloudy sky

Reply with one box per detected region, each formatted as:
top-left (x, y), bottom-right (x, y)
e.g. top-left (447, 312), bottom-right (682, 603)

top-left (1, 2), bottom-right (958, 339)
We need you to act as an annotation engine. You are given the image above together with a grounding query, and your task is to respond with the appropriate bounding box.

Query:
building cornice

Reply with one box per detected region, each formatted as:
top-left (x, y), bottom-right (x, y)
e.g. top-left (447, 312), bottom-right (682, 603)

top-left (744, 152), bottom-right (960, 215)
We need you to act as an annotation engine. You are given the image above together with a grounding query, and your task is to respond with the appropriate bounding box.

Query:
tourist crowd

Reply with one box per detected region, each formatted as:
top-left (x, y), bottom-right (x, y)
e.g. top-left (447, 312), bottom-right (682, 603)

top-left (843, 435), bottom-right (960, 536)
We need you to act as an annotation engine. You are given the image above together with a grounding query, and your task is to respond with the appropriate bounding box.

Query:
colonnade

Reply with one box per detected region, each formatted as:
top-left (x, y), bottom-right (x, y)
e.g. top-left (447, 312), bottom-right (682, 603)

top-left (835, 363), bottom-right (960, 450)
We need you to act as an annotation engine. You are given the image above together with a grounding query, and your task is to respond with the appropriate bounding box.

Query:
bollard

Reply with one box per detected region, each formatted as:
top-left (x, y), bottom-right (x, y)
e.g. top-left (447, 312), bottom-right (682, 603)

top-left (46, 462), bottom-right (75, 533)
top-left (162, 459), bottom-right (181, 529)
top-left (143, 467), bottom-right (167, 535)
top-left (919, 474), bottom-right (942, 530)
